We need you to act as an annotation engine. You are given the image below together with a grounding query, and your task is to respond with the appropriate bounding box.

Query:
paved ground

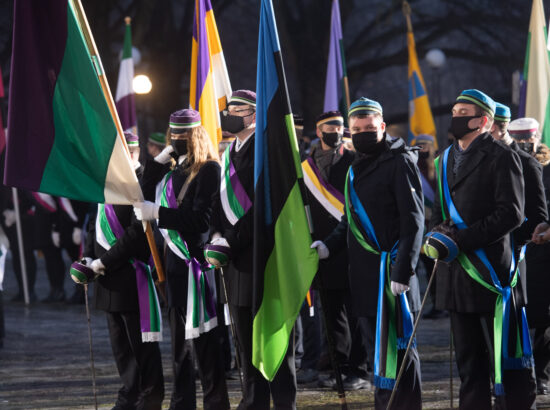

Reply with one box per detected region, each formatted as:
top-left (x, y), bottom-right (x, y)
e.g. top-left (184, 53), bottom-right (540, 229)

top-left (1, 253), bottom-right (549, 409)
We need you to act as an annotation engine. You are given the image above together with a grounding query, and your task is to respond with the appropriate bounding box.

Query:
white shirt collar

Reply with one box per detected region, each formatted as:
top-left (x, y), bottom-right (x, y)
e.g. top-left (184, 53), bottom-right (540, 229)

top-left (235, 132), bottom-right (253, 152)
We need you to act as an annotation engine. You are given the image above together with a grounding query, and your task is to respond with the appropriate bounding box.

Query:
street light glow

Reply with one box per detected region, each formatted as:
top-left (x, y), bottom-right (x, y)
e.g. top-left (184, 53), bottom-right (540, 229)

top-left (133, 74), bottom-right (152, 94)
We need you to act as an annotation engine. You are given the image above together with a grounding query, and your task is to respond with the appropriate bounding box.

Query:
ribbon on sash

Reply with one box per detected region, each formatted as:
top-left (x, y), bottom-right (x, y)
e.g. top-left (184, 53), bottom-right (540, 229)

top-left (96, 204), bottom-right (162, 342)
top-left (436, 147), bottom-right (533, 395)
top-left (302, 157), bottom-right (345, 220)
top-left (155, 171), bottom-right (218, 339)
top-left (220, 141), bottom-right (252, 225)
top-left (345, 168), bottom-right (416, 390)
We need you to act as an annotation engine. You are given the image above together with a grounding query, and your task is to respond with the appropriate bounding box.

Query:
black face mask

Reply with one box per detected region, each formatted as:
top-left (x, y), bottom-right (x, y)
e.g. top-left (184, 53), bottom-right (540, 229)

top-left (352, 131), bottom-right (382, 155)
top-left (221, 112), bottom-right (253, 134)
top-left (321, 132), bottom-right (343, 148)
top-left (171, 139), bottom-right (188, 156)
top-left (517, 142), bottom-right (535, 155)
top-left (449, 116), bottom-right (480, 140)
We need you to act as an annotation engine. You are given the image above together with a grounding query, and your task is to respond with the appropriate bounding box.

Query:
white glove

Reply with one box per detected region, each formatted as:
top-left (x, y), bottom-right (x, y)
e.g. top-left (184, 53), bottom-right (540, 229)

top-left (90, 258), bottom-right (105, 275)
top-left (51, 231), bottom-right (60, 248)
top-left (133, 201), bottom-right (160, 221)
top-left (81, 257), bottom-right (93, 266)
top-left (310, 240), bottom-right (329, 260)
top-left (390, 281), bottom-right (409, 296)
top-left (72, 227), bottom-right (82, 245)
top-left (211, 237), bottom-right (230, 247)
top-left (154, 145), bottom-right (175, 164)
top-left (3, 209), bottom-right (15, 228)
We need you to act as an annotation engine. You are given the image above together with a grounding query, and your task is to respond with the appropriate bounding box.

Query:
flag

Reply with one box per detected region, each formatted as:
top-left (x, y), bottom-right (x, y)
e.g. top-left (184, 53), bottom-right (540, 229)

top-left (253, 0), bottom-right (319, 381)
top-left (189, 0), bottom-right (232, 148)
top-left (520, 0), bottom-right (550, 146)
top-left (323, 0), bottom-right (350, 117)
top-left (5, 0), bottom-right (141, 205)
top-left (0, 66), bottom-right (5, 154)
top-left (115, 18), bottom-right (137, 134)
top-left (406, 29), bottom-right (437, 148)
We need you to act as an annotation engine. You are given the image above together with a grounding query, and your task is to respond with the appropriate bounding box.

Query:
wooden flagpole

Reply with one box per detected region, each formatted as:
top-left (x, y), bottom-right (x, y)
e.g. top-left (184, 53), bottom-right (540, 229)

top-left (70, 1), bottom-right (166, 287)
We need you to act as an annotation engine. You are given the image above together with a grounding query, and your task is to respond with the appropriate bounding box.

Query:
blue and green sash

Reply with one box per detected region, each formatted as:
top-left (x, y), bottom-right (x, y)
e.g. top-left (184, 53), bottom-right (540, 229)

top-left (220, 141), bottom-right (252, 225)
top-left (436, 147), bottom-right (533, 395)
top-left (345, 168), bottom-right (416, 390)
top-left (96, 204), bottom-right (162, 342)
top-left (155, 171), bottom-right (218, 339)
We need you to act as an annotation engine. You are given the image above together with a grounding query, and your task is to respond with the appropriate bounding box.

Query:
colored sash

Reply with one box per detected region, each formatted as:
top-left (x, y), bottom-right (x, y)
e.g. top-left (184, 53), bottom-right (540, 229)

top-left (302, 157), bottom-right (344, 220)
top-left (345, 168), bottom-right (416, 390)
top-left (96, 204), bottom-right (162, 342)
top-left (32, 192), bottom-right (57, 213)
top-left (220, 141), bottom-right (252, 225)
top-left (155, 171), bottom-right (218, 339)
top-left (436, 147), bottom-right (533, 395)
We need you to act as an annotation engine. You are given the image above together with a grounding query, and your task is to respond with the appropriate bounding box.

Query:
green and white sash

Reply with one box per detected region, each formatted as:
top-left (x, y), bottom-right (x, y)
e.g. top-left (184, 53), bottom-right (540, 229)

top-left (220, 141), bottom-right (252, 225)
top-left (155, 171), bottom-right (218, 339)
top-left (96, 204), bottom-right (162, 342)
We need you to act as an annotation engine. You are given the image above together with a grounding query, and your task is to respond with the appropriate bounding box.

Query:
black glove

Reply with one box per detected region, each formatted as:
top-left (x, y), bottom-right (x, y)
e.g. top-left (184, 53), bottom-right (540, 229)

top-left (423, 221), bottom-right (459, 262)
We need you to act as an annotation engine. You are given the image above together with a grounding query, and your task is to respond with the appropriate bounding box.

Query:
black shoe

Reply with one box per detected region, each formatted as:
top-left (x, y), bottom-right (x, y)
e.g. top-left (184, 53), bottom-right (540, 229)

top-left (537, 379), bottom-right (549, 395)
top-left (297, 368), bottom-right (319, 384)
top-left (342, 376), bottom-right (371, 391)
top-left (42, 288), bottom-right (66, 303)
top-left (423, 308), bottom-right (448, 319)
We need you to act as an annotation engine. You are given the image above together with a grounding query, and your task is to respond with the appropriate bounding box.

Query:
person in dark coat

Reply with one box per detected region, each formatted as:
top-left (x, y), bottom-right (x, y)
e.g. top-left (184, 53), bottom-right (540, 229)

top-left (428, 90), bottom-right (536, 409)
top-left (52, 197), bottom-right (90, 304)
top-left (516, 117), bottom-right (550, 396)
top-left (135, 109), bottom-right (229, 410)
top-left (312, 97), bottom-right (424, 410)
top-left (30, 191), bottom-right (69, 302)
top-left (300, 110), bottom-right (365, 389)
top-left (207, 90), bottom-right (297, 410)
top-left (85, 132), bottom-right (164, 410)
top-left (491, 107), bottom-right (548, 310)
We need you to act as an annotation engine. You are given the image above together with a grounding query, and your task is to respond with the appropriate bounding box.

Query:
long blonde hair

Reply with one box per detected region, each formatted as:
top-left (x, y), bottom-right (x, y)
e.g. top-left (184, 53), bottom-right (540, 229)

top-left (185, 125), bottom-right (219, 182)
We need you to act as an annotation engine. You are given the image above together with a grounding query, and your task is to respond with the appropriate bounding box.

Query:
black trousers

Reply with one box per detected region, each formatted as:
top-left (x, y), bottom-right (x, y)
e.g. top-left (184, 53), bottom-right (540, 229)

top-left (4, 223), bottom-right (36, 296)
top-left (357, 316), bottom-right (422, 410)
top-left (168, 307), bottom-right (229, 410)
top-left (295, 295), bottom-right (321, 370)
top-left (533, 326), bottom-right (550, 383)
top-left (450, 311), bottom-right (536, 410)
top-left (41, 243), bottom-right (66, 292)
top-left (319, 288), bottom-right (352, 373)
top-left (231, 304), bottom-right (297, 410)
top-left (106, 311), bottom-right (164, 410)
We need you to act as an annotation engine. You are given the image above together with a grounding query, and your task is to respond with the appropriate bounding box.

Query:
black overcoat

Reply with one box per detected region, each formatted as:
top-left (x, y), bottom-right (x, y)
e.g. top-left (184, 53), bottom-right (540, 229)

top-left (325, 137), bottom-right (424, 317)
top-left (431, 133), bottom-right (525, 313)
top-left (307, 144), bottom-right (355, 290)
top-left (142, 159), bottom-right (220, 307)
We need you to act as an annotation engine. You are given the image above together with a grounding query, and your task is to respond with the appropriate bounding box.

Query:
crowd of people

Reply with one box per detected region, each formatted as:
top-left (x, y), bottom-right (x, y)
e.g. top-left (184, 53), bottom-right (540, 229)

top-left (1, 87), bottom-right (550, 410)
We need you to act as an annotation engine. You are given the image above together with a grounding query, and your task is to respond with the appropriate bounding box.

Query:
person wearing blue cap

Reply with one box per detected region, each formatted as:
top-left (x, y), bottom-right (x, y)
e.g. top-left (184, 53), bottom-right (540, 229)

top-left (426, 90), bottom-right (536, 409)
top-left (312, 97), bottom-right (424, 408)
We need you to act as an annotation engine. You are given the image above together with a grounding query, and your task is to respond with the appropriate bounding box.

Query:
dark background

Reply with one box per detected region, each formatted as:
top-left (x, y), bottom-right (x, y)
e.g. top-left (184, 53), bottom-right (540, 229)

top-left (0, 0), bottom-right (548, 148)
